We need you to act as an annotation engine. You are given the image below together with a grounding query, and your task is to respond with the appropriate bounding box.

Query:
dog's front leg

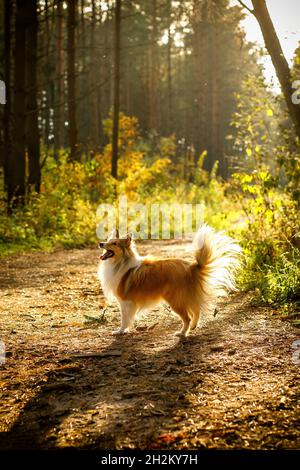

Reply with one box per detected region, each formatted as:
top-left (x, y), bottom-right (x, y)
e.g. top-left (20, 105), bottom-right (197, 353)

top-left (113, 300), bottom-right (137, 335)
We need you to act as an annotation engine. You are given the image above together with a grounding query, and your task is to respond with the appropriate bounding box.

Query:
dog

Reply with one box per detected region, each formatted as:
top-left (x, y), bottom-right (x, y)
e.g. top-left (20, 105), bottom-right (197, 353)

top-left (98, 225), bottom-right (241, 337)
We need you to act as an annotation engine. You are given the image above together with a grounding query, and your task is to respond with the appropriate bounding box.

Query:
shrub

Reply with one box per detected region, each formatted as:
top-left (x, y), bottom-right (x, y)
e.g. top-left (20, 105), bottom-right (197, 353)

top-left (0, 114), bottom-right (238, 256)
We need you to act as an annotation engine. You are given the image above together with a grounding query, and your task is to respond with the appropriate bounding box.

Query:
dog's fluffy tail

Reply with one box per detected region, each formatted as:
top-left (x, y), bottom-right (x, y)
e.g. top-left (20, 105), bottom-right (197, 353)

top-left (190, 224), bottom-right (241, 326)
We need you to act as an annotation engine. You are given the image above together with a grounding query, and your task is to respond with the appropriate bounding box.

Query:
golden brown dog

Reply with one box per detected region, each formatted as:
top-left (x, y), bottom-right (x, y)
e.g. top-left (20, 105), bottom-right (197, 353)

top-left (98, 225), bottom-right (241, 336)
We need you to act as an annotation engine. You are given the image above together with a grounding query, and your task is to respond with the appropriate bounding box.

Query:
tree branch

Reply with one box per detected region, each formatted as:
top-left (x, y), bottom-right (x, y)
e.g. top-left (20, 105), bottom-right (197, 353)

top-left (237, 0), bottom-right (255, 15)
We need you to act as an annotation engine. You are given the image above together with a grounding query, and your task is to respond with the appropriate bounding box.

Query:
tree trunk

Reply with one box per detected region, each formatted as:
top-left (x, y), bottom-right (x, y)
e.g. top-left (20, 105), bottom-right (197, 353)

top-left (148, 0), bottom-right (159, 131)
top-left (111, 0), bottom-right (121, 179)
top-left (251, 0), bottom-right (300, 137)
top-left (67, 0), bottom-right (79, 161)
top-left (192, 0), bottom-right (208, 164)
top-left (103, 4), bottom-right (109, 116)
top-left (97, 6), bottom-right (104, 147)
top-left (43, 0), bottom-right (51, 153)
top-left (206, 21), bottom-right (218, 174)
top-left (90, 0), bottom-right (100, 150)
top-left (9, 0), bottom-right (27, 206)
top-left (54, 0), bottom-right (65, 156)
top-left (26, 0), bottom-right (40, 193)
top-left (167, 0), bottom-right (173, 135)
top-left (77, 0), bottom-right (86, 152)
top-left (3, 0), bottom-right (12, 206)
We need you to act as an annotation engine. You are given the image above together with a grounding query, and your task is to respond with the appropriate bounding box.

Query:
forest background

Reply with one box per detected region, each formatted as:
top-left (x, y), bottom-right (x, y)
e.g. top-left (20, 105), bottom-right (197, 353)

top-left (0, 0), bottom-right (299, 316)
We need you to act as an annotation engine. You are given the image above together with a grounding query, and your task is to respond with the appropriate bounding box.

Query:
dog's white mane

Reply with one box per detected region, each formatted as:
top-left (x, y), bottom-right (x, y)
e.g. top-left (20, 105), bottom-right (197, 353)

top-left (98, 242), bottom-right (142, 302)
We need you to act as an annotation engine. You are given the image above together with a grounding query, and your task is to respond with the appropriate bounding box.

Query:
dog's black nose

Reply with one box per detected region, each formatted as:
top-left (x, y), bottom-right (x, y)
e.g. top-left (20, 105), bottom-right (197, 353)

top-left (99, 242), bottom-right (104, 248)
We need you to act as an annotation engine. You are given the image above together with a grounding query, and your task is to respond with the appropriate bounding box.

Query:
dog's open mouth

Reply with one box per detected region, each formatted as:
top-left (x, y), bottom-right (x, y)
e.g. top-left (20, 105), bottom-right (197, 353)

top-left (100, 250), bottom-right (114, 261)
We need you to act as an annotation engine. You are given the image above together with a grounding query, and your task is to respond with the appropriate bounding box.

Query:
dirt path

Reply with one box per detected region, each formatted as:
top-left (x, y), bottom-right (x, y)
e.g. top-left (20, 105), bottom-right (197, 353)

top-left (0, 241), bottom-right (299, 450)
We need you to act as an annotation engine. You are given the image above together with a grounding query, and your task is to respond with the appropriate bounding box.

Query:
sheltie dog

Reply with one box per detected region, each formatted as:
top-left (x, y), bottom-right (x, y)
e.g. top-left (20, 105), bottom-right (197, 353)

top-left (98, 225), bottom-right (241, 337)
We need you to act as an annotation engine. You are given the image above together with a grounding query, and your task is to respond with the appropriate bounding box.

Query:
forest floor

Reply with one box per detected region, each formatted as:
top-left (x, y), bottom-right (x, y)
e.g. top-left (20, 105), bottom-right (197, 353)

top-left (0, 240), bottom-right (299, 450)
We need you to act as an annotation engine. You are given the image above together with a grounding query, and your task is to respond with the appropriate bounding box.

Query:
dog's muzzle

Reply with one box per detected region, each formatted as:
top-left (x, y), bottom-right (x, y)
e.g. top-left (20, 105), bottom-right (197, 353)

top-left (99, 242), bottom-right (114, 260)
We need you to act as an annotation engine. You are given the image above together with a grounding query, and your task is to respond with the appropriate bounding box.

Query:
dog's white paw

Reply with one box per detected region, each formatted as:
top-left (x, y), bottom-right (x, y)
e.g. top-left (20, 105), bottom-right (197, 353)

top-left (174, 330), bottom-right (190, 341)
top-left (112, 329), bottom-right (127, 336)
top-left (174, 331), bottom-right (187, 337)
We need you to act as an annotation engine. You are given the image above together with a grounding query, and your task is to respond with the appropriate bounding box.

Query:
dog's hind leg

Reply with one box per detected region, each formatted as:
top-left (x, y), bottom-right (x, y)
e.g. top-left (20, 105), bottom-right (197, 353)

top-left (190, 309), bottom-right (200, 330)
top-left (164, 295), bottom-right (191, 337)
top-left (113, 300), bottom-right (137, 335)
top-left (173, 308), bottom-right (191, 337)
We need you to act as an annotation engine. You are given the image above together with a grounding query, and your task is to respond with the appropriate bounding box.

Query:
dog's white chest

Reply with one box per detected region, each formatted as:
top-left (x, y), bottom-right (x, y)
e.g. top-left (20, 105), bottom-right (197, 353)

top-left (98, 257), bottom-right (141, 302)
